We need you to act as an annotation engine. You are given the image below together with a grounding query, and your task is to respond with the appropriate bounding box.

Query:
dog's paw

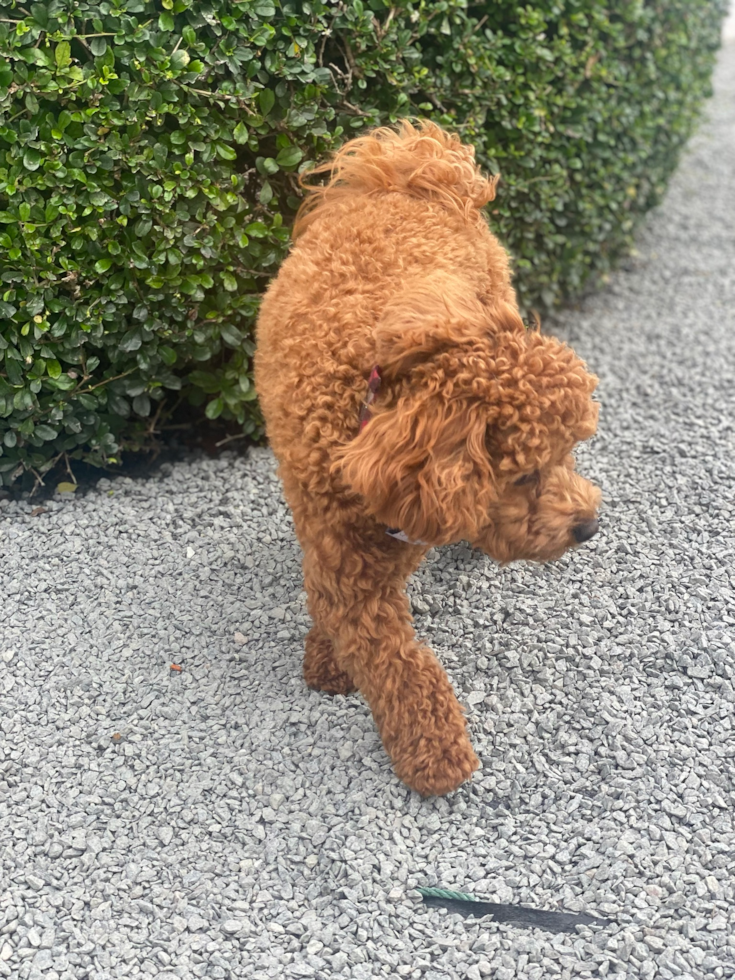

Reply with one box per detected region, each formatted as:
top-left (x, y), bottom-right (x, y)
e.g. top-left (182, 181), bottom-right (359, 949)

top-left (394, 733), bottom-right (479, 797)
top-left (303, 630), bottom-right (356, 696)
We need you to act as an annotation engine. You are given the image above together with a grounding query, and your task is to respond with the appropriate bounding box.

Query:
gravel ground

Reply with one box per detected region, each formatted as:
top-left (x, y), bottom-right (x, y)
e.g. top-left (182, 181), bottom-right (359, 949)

top-left (2, 37), bottom-right (735, 980)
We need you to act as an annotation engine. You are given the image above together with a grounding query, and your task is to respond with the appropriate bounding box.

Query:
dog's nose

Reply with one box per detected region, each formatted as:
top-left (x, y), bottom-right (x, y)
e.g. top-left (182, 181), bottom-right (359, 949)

top-left (573, 518), bottom-right (599, 543)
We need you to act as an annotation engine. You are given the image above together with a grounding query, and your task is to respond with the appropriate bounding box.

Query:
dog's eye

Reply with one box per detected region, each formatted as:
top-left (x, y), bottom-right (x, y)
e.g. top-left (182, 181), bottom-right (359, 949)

top-left (515, 471), bottom-right (539, 486)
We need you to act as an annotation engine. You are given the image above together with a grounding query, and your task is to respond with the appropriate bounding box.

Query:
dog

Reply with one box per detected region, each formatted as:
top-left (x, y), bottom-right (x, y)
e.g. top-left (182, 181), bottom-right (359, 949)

top-left (254, 121), bottom-right (601, 796)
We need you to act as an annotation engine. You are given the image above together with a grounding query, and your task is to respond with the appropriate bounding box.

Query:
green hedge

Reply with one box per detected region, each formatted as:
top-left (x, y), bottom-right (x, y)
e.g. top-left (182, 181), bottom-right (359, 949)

top-left (0, 0), bottom-right (726, 484)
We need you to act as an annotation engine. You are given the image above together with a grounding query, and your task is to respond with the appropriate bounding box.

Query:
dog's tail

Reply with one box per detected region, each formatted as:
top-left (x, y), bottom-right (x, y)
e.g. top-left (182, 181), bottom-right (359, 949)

top-left (293, 120), bottom-right (498, 238)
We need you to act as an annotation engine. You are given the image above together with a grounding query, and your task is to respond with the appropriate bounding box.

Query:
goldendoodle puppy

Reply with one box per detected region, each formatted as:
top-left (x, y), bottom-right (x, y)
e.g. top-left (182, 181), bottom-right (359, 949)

top-left (255, 121), bottom-right (601, 796)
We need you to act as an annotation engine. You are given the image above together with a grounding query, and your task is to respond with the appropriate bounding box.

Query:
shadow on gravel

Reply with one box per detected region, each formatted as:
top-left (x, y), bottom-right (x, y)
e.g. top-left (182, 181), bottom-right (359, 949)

top-left (0, 403), bottom-right (258, 503)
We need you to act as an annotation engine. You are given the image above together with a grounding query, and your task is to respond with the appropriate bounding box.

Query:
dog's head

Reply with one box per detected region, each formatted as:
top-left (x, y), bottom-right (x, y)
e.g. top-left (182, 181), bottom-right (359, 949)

top-left (336, 279), bottom-right (601, 563)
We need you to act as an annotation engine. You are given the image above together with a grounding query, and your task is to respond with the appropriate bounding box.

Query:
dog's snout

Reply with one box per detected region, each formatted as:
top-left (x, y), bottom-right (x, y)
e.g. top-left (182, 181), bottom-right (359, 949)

top-left (573, 518), bottom-right (599, 544)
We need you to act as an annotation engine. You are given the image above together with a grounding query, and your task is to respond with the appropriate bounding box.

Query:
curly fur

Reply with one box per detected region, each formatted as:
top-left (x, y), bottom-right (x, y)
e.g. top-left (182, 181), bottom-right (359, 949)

top-left (255, 121), bottom-right (601, 796)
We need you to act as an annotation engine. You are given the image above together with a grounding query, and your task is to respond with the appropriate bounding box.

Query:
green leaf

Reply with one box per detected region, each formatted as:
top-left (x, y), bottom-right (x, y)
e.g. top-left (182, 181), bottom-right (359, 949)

top-left (13, 389), bottom-right (34, 411)
top-left (46, 359), bottom-right (62, 379)
top-left (244, 221), bottom-right (268, 238)
top-left (233, 123), bottom-right (249, 144)
top-left (4, 357), bottom-right (22, 385)
top-left (48, 374), bottom-right (76, 391)
top-left (23, 149), bottom-right (42, 172)
top-left (221, 324), bottom-right (243, 346)
top-left (107, 392), bottom-right (130, 417)
top-left (34, 424), bottom-right (58, 441)
top-left (90, 38), bottom-right (107, 57)
top-left (216, 144), bottom-right (237, 161)
top-left (221, 273), bottom-right (237, 292)
top-left (94, 258), bottom-right (113, 274)
top-left (275, 146), bottom-right (303, 169)
top-left (119, 329), bottom-right (142, 351)
top-left (171, 49), bottom-right (190, 70)
top-left (31, 3), bottom-right (49, 27)
top-left (259, 89), bottom-right (275, 116)
top-left (55, 42), bottom-right (71, 68)
top-left (205, 397), bottom-right (224, 420)
top-left (133, 394), bottom-right (151, 416)
top-left (159, 12), bottom-right (175, 31)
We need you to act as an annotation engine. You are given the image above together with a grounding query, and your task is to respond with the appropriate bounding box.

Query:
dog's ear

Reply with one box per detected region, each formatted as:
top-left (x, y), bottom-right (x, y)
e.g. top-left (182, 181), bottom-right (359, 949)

top-left (336, 283), bottom-right (532, 544)
top-left (334, 278), bottom-right (503, 544)
top-left (336, 392), bottom-right (496, 546)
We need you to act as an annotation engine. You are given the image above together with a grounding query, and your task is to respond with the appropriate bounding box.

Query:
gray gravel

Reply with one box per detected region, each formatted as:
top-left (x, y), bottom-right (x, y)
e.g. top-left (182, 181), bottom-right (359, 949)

top-left (2, 35), bottom-right (735, 980)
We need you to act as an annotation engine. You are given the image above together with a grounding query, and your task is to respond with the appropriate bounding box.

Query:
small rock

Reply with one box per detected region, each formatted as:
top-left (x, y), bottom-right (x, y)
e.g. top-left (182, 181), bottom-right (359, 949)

top-left (423, 814), bottom-right (441, 832)
top-left (707, 915), bottom-right (728, 931)
top-left (187, 915), bottom-right (209, 932)
top-left (33, 949), bottom-right (53, 970)
top-left (662, 799), bottom-right (687, 819)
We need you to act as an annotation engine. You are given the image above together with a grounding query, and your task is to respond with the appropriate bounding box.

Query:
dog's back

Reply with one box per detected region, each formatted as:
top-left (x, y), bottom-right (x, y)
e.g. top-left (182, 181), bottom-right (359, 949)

top-left (293, 120), bottom-right (498, 234)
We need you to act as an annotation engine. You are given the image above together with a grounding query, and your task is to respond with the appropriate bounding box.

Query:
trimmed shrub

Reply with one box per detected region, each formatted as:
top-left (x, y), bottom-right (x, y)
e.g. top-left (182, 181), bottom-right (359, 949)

top-left (0, 0), bottom-right (726, 484)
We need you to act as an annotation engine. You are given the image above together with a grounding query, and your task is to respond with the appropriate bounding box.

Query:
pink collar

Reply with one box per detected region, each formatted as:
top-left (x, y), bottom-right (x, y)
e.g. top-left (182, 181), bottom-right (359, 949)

top-left (358, 366), bottom-right (382, 430)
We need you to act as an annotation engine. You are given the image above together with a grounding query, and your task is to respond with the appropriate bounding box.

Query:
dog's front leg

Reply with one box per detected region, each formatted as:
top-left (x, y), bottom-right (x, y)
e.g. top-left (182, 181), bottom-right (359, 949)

top-left (303, 533), bottom-right (479, 795)
top-left (337, 589), bottom-right (478, 795)
top-left (301, 531), bottom-right (478, 794)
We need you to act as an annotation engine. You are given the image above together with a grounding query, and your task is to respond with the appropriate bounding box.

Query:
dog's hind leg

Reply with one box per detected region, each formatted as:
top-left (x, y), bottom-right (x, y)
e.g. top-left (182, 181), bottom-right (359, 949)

top-left (299, 529), bottom-right (357, 695)
top-left (303, 626), bottom-right (356, 695)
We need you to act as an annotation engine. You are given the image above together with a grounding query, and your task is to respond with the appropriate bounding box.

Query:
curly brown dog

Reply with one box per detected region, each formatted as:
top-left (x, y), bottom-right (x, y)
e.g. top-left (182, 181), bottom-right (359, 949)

top-left (255, 121), bottom-right (601, 796)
